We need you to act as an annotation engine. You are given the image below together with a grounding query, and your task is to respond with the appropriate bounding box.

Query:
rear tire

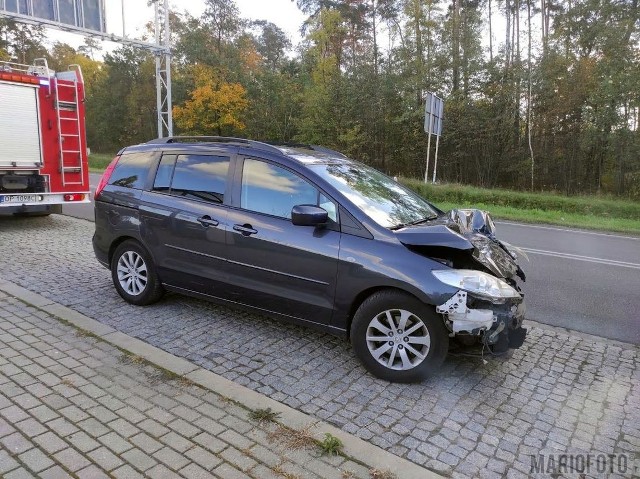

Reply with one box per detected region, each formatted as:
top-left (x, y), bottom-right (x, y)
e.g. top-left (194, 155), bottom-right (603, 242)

top-left (111, 240), bottom-right (164, 306)
top-left (350, 290), bottom-right (448, 383)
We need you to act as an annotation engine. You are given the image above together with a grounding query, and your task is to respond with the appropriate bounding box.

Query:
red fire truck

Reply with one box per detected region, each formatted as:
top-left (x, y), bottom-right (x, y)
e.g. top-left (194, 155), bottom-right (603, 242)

top-left (0, 59), bottom-right (90, 215)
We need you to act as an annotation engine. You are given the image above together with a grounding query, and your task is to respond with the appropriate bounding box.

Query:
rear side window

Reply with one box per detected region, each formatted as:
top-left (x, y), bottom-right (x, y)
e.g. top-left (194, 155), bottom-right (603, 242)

top-left (109, 152), bottom-right (154, 189)
top-left (153, 154), bottom-right (230, 204)
top-left (153, 154), bottom-right (176, 191)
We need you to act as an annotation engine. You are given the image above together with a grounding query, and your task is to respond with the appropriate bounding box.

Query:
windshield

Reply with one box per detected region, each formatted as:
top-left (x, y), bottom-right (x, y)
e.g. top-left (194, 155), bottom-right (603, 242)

top-left (311, 162), bottom-right (439, 228)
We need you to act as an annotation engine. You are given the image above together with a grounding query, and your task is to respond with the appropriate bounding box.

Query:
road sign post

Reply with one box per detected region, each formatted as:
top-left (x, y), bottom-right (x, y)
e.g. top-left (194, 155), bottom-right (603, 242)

top-left (424, 92), bottom-right (444, 183)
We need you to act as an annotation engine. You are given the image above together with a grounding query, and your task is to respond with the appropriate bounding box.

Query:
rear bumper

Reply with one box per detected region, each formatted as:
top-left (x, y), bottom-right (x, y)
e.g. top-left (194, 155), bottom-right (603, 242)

top-left (92, 233), bottom-right (110, 268)
top-left (0, 204), bottom-right (62, 215)
top-left (0, 192), bottom-right (90, 209)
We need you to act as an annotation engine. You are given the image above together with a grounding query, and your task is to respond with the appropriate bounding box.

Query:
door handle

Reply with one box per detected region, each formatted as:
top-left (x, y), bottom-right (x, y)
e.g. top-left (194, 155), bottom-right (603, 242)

top-left (233, 223), bottom-right (258, 236)
top-left (197, 215), bottom-right (219, 227)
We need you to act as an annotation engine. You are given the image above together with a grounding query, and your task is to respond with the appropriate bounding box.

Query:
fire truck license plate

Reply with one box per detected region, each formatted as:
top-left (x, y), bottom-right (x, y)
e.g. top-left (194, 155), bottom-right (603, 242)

top-left (0, 194), bottom-right (41, 204)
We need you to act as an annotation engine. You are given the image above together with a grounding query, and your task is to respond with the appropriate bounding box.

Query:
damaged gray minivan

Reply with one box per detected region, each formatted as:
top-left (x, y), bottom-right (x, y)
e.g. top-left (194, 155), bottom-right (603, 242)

top-left (93, 137), bottom-right (527, 383)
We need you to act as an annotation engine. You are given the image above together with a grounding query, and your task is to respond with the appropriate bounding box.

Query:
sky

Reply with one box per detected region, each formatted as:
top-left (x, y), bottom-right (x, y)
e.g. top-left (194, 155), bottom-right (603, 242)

top-left (45, 0), bottom-right (307, 53)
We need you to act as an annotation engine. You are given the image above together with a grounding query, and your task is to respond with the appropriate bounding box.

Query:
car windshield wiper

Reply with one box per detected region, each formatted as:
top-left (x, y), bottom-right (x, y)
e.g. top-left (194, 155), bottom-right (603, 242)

top-left (390, 214), bottom-right (438, 230)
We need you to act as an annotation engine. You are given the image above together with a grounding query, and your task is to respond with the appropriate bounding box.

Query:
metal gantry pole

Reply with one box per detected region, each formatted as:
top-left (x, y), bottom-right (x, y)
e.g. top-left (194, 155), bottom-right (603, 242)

top-left (155, 1), bottom-right (162, 138)
top-left (154, 0), bottom-right (172, 138)
top-left (164, 0), bottom-right (172, 136)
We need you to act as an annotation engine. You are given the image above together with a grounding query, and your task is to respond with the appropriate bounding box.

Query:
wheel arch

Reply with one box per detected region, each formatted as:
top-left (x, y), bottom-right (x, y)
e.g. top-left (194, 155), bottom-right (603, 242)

top-left (108, 235), bottom-right (150, 267)
top-left (345, 286), bottom-right (435, 339)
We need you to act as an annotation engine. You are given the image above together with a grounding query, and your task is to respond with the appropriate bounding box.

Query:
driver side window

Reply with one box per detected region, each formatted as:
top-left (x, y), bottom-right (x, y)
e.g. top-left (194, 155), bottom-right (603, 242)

top-left (240, 159), bottom-right (336, 221)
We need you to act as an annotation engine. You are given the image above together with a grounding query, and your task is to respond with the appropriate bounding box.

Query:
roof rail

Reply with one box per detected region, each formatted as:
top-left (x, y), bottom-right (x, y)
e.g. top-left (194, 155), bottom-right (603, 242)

top-left (309, 145), bottom-right (348, 158)
top-left (269, 142), bottom-right (348, 159)
top-left (145, 136), bottom-right (282, 154)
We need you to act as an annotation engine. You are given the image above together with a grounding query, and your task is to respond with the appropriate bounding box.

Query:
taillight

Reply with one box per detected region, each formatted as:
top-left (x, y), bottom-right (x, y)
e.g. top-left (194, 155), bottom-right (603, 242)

top-left (64, 193), bottom-right (86, 202)
top-left (95, 156), bottom-right (120, 198)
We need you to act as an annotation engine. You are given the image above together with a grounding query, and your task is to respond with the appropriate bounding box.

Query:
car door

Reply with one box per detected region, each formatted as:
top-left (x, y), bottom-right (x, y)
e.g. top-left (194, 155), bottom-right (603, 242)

top-left (139, 151), bottom-right (232, 298)
top-left (224, 157), bottom-right (341, 326)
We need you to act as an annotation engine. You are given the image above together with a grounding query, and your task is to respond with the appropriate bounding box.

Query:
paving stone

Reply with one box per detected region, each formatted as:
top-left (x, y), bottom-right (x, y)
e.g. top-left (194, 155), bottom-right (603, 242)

top-left (1, 431), bottom-right (32, 454)
top-left (159, 431), bottom-right (193, 453)
top-left (76, 418), bottom-right (110, 438)
top-left (38, 466), bottom-right (70, 479)
top-left (46, 417), bottom-right (78, 437)
top-left (219, 446), bottom-right (258, 472)
top-left (248, 444), bottom-right (281, 468)
top-left (146, 463), bottom-right (182, 478)
top-left (53, 448), bottom-right (91, 472)
top-left (111, 464), bottom-right (145, 479)
top-left (153, 446), bottom-right (191, 471)
top-left (1, 405), bottom-right (29, 424)
top-left (76, 465), bottom-right (111, 479)
top-left (185, 446), bottom-right (224, 470)
top-left (32, 432), bottom-right (68, 454)
top-left (219, 429), bottom-right (253, 450)
top-left (121, 447), bottom-right (158, 472)
top-left (98, 431), bottom-right (132, 454)
top-left (131, 432), bottom-right (164, 454)
top-left (167, 418), bottom-right (200, 438)
top-left (3, 466), bottom-right (36, 479)
top-left (87, 446), bottom-right (124, 471)
top-left (17, 447), bottom-right (54, 473)
top-left (193, 431), bottom-right (227, 453)
top-left (212, 462), bottom-right (252, 479)
top-left (108, 418), bottom-right (140, 438)
top-left (0, 449), bottom-right (19, 474)
top-left (180, 463), bottom-right (217, 479)
top-left (28, 405), bottom-right (58, 423)
top-left (137, 418), bottom-right (170, 438)
top-left (87, 406), bottom-right (118, 424)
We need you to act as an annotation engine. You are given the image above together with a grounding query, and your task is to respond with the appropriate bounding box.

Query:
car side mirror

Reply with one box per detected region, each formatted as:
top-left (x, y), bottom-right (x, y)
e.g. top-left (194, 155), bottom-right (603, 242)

top-left (291, 205), bottom-right (328, 226)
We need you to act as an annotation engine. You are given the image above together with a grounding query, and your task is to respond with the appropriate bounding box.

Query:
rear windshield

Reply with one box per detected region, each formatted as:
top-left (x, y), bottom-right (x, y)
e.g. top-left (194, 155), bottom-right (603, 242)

top-left (310, 162), bottom-right (438, 228)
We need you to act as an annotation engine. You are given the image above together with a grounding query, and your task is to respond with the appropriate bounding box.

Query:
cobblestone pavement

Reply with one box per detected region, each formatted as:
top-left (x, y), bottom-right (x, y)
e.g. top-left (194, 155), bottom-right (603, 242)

top-left (1, 215), bottom-right (639, 478)
top-left (0, 291), bottom-right (385, 479)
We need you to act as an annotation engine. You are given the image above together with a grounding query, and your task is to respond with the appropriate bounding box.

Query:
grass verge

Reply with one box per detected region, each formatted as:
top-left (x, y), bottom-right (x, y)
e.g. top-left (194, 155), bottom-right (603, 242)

top-left (433, 201), bottom-right (640, 234)
top-left (88, 152), bottom-right (114, 173)
top-left (401, 178), bottom-right (640, 235)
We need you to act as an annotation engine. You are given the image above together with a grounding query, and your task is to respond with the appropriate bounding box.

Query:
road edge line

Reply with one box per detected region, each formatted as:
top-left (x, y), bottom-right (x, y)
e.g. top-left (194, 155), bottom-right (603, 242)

top-left (0, 279), bottom-right (442, 479)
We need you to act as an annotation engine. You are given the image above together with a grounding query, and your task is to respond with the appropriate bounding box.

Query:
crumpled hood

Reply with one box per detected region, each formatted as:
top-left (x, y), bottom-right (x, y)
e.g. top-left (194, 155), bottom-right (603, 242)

top-left (394, 209), bottom-right (525, 280)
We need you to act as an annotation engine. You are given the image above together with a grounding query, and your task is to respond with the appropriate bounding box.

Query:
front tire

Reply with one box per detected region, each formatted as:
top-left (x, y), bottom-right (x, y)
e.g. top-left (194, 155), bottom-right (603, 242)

top-left (111, 240), bottom-right (164, 306)
top-left (350, 290), bottom-right (448, 383)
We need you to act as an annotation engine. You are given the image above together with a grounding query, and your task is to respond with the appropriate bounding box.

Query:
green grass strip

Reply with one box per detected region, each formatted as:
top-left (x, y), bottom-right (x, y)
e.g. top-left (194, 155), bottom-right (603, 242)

top-left (88, 153), bottom-right (115, 173)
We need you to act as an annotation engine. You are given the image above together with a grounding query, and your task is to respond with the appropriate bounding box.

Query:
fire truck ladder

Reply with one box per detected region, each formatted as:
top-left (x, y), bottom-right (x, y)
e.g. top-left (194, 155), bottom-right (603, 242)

top-left (55, 72), bottom-right (84, 187)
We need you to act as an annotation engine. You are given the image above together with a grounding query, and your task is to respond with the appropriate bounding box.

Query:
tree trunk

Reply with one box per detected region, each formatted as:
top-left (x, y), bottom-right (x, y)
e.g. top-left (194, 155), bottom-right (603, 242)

top-left (414, 0), bottom-right (424, 106)
top-left (452, 0), bottom-right (461, 93)
top-left (488, 0), bottom-right (493, 62)
top-left (527, 0), bottom-right (534, 190)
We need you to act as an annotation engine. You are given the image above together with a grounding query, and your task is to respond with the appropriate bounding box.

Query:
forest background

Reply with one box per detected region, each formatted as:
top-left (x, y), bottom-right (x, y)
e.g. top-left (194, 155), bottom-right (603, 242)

top-left (1, 0), bottom-right (639, 199)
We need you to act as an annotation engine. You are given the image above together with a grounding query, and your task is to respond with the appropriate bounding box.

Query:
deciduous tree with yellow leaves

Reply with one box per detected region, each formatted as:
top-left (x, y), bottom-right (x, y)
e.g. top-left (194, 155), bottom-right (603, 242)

top-left (173, 65), bottom-right (248, 136)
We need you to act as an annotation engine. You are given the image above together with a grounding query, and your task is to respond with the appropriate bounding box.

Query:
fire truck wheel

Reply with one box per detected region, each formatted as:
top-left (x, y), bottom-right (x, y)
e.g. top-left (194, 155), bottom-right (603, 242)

top-left (111, 240), bottom-right (164, 306)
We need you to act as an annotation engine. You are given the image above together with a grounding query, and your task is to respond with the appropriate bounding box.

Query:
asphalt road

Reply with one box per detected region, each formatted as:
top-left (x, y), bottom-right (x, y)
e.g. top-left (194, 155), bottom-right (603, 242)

top-left (66, 173), bottom-right (640, 344)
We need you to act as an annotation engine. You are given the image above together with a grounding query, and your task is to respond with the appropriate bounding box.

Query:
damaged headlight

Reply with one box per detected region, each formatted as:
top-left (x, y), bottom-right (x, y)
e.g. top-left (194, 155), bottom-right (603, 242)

top-left (432, 269), bottom-right (521, 300)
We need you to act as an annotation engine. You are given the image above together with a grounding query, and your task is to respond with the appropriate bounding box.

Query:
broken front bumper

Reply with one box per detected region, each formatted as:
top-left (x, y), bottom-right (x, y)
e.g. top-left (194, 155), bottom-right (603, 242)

top-left (437, 290), bottom-right (527, 352)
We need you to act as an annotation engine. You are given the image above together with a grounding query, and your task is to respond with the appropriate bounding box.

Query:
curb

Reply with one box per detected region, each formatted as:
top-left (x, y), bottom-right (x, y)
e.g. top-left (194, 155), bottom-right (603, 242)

top-left (0, 279), bottom-right (443, 479)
